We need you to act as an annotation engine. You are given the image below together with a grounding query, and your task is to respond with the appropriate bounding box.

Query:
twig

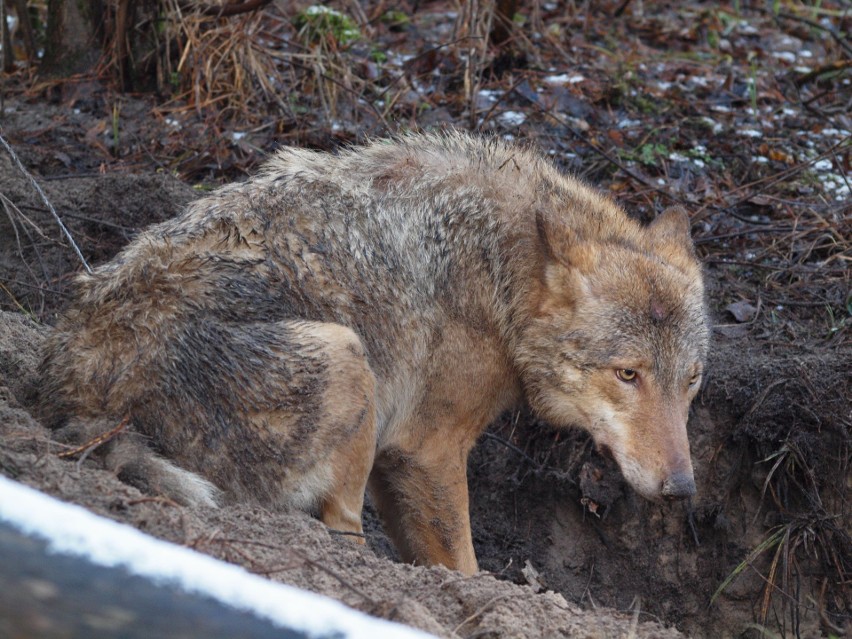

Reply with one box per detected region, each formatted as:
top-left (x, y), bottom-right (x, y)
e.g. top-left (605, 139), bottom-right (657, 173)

top-left (723, 139), bottom-right (850, 210)
top-left (775, 11), bottom-right (852, 58)
top-left (482, 431), bottom-right (539, 468)
top-left (127, 496), bottom-right (181, 508)
top-left (294, 548), bottom-right (376, 606)
top-left (200, 536), bottom-right (375, 605)
top-left (0, 130), bottom-right (92, 274)
top-left (739, 379), bottom-right (788, 425)
top-left (328, 529), bottom-right (366, 539)
top-left (625, 596), bottom-right (641, 639)
top-left (57, 416), bottom-right (130, 459)
top-left (198, 0), bottom-right (274, 18)
top-left (451, 593), bottom-right (511, 634)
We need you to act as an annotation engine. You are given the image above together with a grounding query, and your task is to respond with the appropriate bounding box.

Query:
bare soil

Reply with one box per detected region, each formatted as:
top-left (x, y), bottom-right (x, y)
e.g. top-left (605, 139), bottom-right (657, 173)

top-left (0, 1), bottom-right (849, 637)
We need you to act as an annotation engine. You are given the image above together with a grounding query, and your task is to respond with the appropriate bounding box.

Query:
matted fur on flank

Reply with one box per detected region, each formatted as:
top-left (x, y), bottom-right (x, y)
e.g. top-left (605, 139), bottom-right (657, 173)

top-left (40, 132), bottom-right (709, 575)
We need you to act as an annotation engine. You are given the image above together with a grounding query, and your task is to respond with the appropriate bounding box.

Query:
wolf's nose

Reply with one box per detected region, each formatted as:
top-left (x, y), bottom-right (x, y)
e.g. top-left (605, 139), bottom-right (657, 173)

top-left (661, 472), bottom-right (696, 500)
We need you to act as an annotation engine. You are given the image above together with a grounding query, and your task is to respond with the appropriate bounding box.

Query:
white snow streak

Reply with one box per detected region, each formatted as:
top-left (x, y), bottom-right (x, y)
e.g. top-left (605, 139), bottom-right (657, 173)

top-left (0, 476), bottom-right (435, 639)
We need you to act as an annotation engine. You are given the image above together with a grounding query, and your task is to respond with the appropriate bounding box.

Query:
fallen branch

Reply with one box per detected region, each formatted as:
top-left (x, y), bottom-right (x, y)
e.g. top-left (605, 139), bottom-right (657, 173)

top-left (0, 130), bottom-right (92, 274)
top-left (57, 416), bottom-right (130, 460)
top-left (180, 0), bottom-right (275, 19)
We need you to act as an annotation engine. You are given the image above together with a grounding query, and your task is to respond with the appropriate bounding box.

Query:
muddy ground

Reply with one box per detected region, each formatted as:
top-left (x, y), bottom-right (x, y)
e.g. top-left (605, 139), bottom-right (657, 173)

top-left (0, 1), bottom-right (850, 637)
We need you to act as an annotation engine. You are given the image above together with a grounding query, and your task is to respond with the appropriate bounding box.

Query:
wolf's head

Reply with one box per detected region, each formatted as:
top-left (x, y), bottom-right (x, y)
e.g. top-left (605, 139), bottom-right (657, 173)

top-left (518, 206), bottom-right (709, 502)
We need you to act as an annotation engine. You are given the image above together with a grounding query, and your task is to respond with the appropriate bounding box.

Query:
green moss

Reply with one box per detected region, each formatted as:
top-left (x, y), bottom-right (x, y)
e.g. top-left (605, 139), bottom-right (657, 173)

top-left (370, 49), bottom-right (388, 63)
top-left (381, 10), bottom-right (410, 31)
top-left (293, 5), bottom-right (361, 47)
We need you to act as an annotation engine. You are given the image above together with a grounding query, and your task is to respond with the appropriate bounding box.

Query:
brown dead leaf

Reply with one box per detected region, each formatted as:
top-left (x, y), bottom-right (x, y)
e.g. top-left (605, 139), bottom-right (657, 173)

top-left (726, 300), bottom-right (758, 323)
top-left (748, 194), bottom-right (775, 207)
top-left (769, 149), bottom-right (794, 164)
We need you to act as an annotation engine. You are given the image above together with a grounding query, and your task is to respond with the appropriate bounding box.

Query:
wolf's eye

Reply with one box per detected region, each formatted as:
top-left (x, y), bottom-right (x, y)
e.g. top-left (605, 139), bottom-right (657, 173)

top-left (616, 368), bottom-right (637, 382)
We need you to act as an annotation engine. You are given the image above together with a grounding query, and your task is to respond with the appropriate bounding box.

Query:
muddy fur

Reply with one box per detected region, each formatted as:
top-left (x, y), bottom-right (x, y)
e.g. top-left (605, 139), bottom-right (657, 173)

top-left (39, 131), bottom-right (708, 574)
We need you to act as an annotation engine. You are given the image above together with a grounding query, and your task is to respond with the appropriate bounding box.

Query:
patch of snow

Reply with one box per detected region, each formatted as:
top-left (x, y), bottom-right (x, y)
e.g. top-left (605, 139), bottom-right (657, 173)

top-left (386, 52), bottom-right (415, 67)
top-left (701, 117), bottom-right (723, 134)
top-left (739, 129), bottom-right (763, 138)
top-left (668, 152), bottom-right (689, 162)
top-left (737, 21), bottom-right (759, 35)
top-left (813, 159), bottom-right (832, 171)
top-left (618, 118), bottom-right (641, 129)
top-left (799, 50), bottom-right (813, 58)
top-left (566, 117), bottom-right (590, 131)
top-left (820, 128), bottom-right (851, 137)
top-left (477, 89), bottom-right (501, 102)
top-left (752, 156), bottom-right (769, 163)
top-left (656, 81), bottom-right (673, 91)
top-left (781, 107), bottom-right (797, 116)
top-left (710, 105), bottom-right (732, 113)
top-left (543, 73), bottom-right (585, 84)
top-left (231, 131), bottom-right (247, 141)
top-left (693, 158), bottom-right (706, 168)
top-left (794, 66), bottom-right (812, 74)
top-left (0, 477), bottom-right (435, 639)
top-left (499, 111), bottom-right (526, 126)
top-left (305, 5), bottom-right (339, 15)
top-left (689, 76), bottom-right (711, 87)
top-left (657, 178), bottom-right (666, 186)
top-left (772, 51), bottom-right (796, 63)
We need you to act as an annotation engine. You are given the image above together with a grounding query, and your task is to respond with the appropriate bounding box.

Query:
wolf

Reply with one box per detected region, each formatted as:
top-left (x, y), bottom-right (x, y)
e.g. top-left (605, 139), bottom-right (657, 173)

top-left (40, 132), bottom-right (709, 575)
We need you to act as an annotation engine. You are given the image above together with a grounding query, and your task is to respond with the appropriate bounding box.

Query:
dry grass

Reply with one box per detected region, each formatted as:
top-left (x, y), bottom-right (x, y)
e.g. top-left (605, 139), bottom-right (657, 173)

top-left (142, 0), bottom-right (445, 134)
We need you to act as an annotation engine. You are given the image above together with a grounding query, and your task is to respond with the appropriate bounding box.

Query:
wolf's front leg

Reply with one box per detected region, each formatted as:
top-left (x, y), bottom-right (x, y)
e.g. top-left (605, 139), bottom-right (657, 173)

top-left (369, 444), bottom-right (478, 575)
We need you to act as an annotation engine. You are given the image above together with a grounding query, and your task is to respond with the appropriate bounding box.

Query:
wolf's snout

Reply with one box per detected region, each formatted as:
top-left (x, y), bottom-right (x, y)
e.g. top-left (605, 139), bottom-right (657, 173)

top-left (661, 471), bottom-right (696, 500)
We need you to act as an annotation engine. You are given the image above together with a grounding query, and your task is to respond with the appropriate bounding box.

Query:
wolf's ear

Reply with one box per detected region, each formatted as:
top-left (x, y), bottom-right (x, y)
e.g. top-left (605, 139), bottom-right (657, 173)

top-left (535, 209), bottom-right (576, 266)
top-left (650, 206), bottom-right (695, 254)
top-left (535, 210), bottom-right (590, 313)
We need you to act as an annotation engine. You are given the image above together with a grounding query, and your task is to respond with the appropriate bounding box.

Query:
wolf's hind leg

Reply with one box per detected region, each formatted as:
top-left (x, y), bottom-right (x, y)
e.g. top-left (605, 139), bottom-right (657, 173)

top-left (158, 320), bottom-right (377, 539)
top-left (284, 323), bottom-right (377, 542)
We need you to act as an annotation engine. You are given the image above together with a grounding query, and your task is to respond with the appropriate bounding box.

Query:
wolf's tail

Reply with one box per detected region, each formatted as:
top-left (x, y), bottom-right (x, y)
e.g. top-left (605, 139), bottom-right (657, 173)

top-left (54, 417), bottom-right (222, 509)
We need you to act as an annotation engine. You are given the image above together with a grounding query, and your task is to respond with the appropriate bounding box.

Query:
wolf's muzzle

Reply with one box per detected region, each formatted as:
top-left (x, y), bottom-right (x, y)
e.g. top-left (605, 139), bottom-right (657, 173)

top-left (661, 472), bottom-right (696, 500)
